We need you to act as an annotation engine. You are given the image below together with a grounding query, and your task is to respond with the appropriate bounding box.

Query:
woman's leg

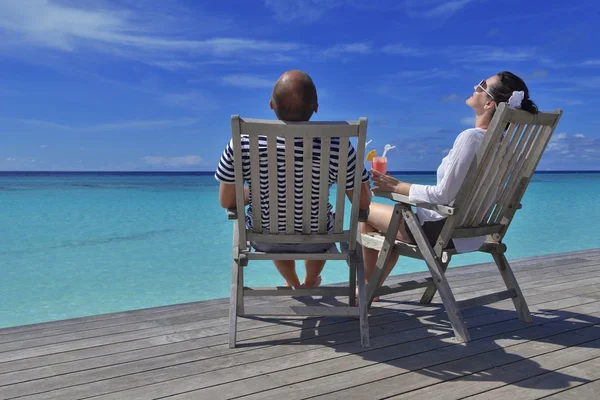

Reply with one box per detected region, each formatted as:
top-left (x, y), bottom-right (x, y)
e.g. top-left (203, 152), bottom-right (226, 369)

top-left (360, 202), bottom-right (413, 288)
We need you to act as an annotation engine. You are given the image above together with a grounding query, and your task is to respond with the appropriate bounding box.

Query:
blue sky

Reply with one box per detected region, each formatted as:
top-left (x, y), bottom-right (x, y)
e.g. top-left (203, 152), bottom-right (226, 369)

top-left (1, 0), bottom-right (599, 171)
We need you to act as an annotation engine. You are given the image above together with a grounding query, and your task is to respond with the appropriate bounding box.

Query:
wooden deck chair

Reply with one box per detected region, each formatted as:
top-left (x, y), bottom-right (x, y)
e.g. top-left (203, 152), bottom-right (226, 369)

top-left (361, 103), bottom-right (563, 342)
top-left (227, 116), bottom-right (371, 348)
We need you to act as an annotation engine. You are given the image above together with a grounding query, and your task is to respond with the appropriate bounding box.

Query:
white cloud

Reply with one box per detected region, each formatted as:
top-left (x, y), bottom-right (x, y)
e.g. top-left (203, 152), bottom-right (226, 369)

top-left (460, 117), bottom-right (476, 126)
top-left (446, 45), bottom-right (534, 63)
top-left (221, 75), bottom-right (274, 89)
top-left (381, 44), bottom-right (429, 56)
top-left (142, 155), bottom-right (203, 167)
top-left (441, 93), bottom-right (461, 103)
top-left (10, 117), bottom-right (199, 132)
top-left (40, 144), bottom-right (47, 148)
top-left (263, 0), bottom-right (344, 22)
top-left (581, 59), bottom-right (600, 66)
top-left (323, 42), bottom-right (371, 55)
top-left (389, 68), bottom-right (458, 82)
top-left (0, 1), bottom-right (303, 64)
top-left (547, 132), bottom-right (599, 160)
top-left (403, 0), bottom-right (478, 18)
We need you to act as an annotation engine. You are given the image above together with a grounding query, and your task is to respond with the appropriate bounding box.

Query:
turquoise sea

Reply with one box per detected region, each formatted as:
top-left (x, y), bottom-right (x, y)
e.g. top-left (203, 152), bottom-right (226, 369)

top-left (1, 171), bottom-right (599, 328)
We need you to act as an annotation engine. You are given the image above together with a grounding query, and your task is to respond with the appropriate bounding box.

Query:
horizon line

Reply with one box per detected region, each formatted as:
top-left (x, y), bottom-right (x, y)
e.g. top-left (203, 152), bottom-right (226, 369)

top-left (2, 170), bottom-right (600, 174)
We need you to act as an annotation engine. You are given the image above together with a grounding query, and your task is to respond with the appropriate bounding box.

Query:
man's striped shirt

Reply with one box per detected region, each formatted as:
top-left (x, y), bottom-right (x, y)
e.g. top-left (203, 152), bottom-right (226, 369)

top-left (215, 136), bottom-right (370, 232)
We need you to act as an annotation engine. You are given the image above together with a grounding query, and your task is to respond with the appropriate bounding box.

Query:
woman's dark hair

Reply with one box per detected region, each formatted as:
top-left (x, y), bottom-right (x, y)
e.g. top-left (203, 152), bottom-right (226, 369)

top-left (488, 71), bottom-right (538, 114)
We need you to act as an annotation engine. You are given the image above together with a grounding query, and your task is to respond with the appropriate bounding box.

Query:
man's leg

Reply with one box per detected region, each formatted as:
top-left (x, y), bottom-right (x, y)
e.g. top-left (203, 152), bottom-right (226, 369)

top-left (273, 260), bottom-right (301, 287)
top-left (303, 260), bottom-right (325, 287)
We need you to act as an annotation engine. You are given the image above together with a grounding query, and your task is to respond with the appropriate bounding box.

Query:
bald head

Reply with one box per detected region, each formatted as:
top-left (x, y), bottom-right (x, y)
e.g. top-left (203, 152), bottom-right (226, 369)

top-left (270, 70), bottom-right (318, 121)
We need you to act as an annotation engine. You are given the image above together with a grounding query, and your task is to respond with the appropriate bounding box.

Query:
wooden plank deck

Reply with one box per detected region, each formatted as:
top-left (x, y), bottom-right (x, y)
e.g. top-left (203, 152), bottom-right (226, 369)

top-left (1, 248), bottom-right (600, 400)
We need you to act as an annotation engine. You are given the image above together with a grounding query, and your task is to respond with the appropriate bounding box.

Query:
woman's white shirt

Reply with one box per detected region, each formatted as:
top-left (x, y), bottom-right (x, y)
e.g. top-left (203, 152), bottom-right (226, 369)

top-left (408, 127), bottom-right (486, 253)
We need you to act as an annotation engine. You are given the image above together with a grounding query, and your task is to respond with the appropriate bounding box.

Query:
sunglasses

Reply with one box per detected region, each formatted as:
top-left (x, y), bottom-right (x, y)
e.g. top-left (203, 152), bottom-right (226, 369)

top-left (475, 79), bottom-right (494, 99)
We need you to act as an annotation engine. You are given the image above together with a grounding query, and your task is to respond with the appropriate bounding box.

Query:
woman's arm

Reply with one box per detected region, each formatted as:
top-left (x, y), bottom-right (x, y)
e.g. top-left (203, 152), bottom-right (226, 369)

top-left (371, 171), bottom-right (412, 195)
top-left (409, 129), bottom-right (483, 205)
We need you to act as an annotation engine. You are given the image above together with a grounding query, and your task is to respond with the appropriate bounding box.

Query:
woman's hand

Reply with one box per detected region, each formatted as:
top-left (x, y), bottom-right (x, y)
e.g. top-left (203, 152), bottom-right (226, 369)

top-left (371, 170), bottom-right (412, 195)
top-left (371, 170), bottom-right (400, 193)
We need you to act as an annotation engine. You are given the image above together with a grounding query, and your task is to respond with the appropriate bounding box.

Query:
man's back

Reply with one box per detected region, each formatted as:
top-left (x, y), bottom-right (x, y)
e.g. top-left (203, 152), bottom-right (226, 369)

top-left (216, 135), bottom-right (369, 233)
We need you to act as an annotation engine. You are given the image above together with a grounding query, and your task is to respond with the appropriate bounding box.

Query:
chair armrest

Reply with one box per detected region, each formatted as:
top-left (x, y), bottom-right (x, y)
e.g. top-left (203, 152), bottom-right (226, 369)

top-left (226, 208), bottom-right (238, 220)
top-left (374, 191), bottom-right (456, 216)
top-left (358, 208), bottom-right (369, 222)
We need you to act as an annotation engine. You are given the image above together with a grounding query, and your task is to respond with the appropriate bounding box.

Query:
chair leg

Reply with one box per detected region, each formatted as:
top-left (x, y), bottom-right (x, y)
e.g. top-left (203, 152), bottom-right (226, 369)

top-left (349, 244), bottom-right (357, 307)
top-left (353, 252), bottom-right (370, 348)
top-left (420, 254), bottom-right (450, 304)
top-left (492, 251), bottom-right (532, 323)
top-left (402, 207), bottom-right (470, 342)
top-left (366, 204), bottom-right (403, 307)
top-left (229, 222), bottom-right (241, 349)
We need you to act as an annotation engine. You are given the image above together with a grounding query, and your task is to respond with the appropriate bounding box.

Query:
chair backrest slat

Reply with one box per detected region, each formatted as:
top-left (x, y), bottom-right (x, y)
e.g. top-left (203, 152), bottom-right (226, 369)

top-left (348, 118), bottom-right (368, 250)
top-left (302, 137), bottom-right (313, 234)
top-left (249, 134), bottom-right (262, 234)
top-left (267, 135), bottom-right (279, 234)
top-left (466, 121), bottom-right (524, 227)
top-left (488, 123), bottom-right (541, 224)
top-left (231, 116), bottom-right (247, 249)
top-left (437, 104), bottom-right (562, 249)
top-left (285, 137), bottom-right (295, 234)
top-left (494, 124), bottom-right (554, 232)
top-left (318, 137), bottom-right (331, 234)
top-left (476, 122), bottom-right (535, 225)
top-left (231, 117), bottom-right (367, 245)
top-left (334, 137), bottom-right (350, 234)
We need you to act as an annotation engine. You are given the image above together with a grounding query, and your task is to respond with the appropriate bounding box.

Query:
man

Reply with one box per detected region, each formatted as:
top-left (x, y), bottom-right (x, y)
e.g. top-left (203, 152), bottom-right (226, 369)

top-left (215, 70), bottom-right (371, 287)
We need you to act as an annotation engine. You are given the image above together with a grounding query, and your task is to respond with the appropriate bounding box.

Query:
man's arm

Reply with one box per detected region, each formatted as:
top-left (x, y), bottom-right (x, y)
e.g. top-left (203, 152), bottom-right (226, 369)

top-left (345, 181), bottom-right (372, 210)
top-left (219, 183), bottom-right (250, 209)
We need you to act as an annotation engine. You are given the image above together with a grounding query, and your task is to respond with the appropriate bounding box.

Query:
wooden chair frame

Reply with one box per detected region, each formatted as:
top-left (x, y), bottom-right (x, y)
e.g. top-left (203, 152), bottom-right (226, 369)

top-left (361, 103), bottom-right (563, 342)
top-left (227, 116), bottom-right (371, 348)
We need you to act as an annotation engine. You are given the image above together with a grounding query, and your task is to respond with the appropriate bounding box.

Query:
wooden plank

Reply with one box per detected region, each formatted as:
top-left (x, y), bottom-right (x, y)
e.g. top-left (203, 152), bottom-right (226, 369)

top-left (489, 123), bottom-right (542, 224)
top-left (480, 123), bottom-right (535, 224)
top-left (0, 255), bottom-right (596, 352)
top-left (246, 232), bottom-right (347, 244)
top-left (266, 135), bottom-right (279, 233)
top-left (3, 284), bottom-right (594, 391)
top-left (239, 119), bottom-right (360, 138)
top-left (318, 137), bottom-right (331, 233)
top-left (231, 115), bottom-right (248, 248)
top-left (543, 379), bottom-right (600, 399)
top-left (0, 249), bottom-right (589, 340)
top-left (3, 281), bottom-right (599, 399)
top-left (1, 252), bottom-right (596, 380)
top-left (302, 136), bottom-right (313, 234)
top-left (391, 337), bottom-right (600, 400)
top-left (21, 295), bottom-right (599, 400)
top-left (285, 136), bottom-right (295, 234)
top-left (374, 192), bottom-right (454, 216)
top-left (246, 252), bottom-right (347, 261)
top-left (464, 121), bottom-right (521, 227)
top-left (303, 322), bottom-right (600, 400)
top-left (162, 303), bottom-right (600, 400)
top-left (1, 255), bottom-right (596, 356)
top-left (243, 287), bottom-right (349, 297)
top-left (334, 137), bottom-right (349, 233)
top-left (348, 117), bottom-right (368, 251)
top-left (463, 357), bottom-right (600, 400)
top-left (243, 306), bottom-right (360, 317)
top-left (456, 289), bottom-right (516, 310)
top-left (248, 133), bottom-right (262, 234)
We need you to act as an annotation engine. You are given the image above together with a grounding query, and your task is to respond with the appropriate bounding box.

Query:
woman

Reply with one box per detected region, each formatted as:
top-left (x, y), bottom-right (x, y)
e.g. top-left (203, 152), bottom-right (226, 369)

top-left (361, 71), bottom-right (539, 296)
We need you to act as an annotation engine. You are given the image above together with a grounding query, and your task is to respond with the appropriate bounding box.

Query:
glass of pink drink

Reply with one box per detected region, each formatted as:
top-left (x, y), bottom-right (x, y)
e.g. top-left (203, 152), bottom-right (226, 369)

top-left (372, 156), bottom-right (387, 174)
